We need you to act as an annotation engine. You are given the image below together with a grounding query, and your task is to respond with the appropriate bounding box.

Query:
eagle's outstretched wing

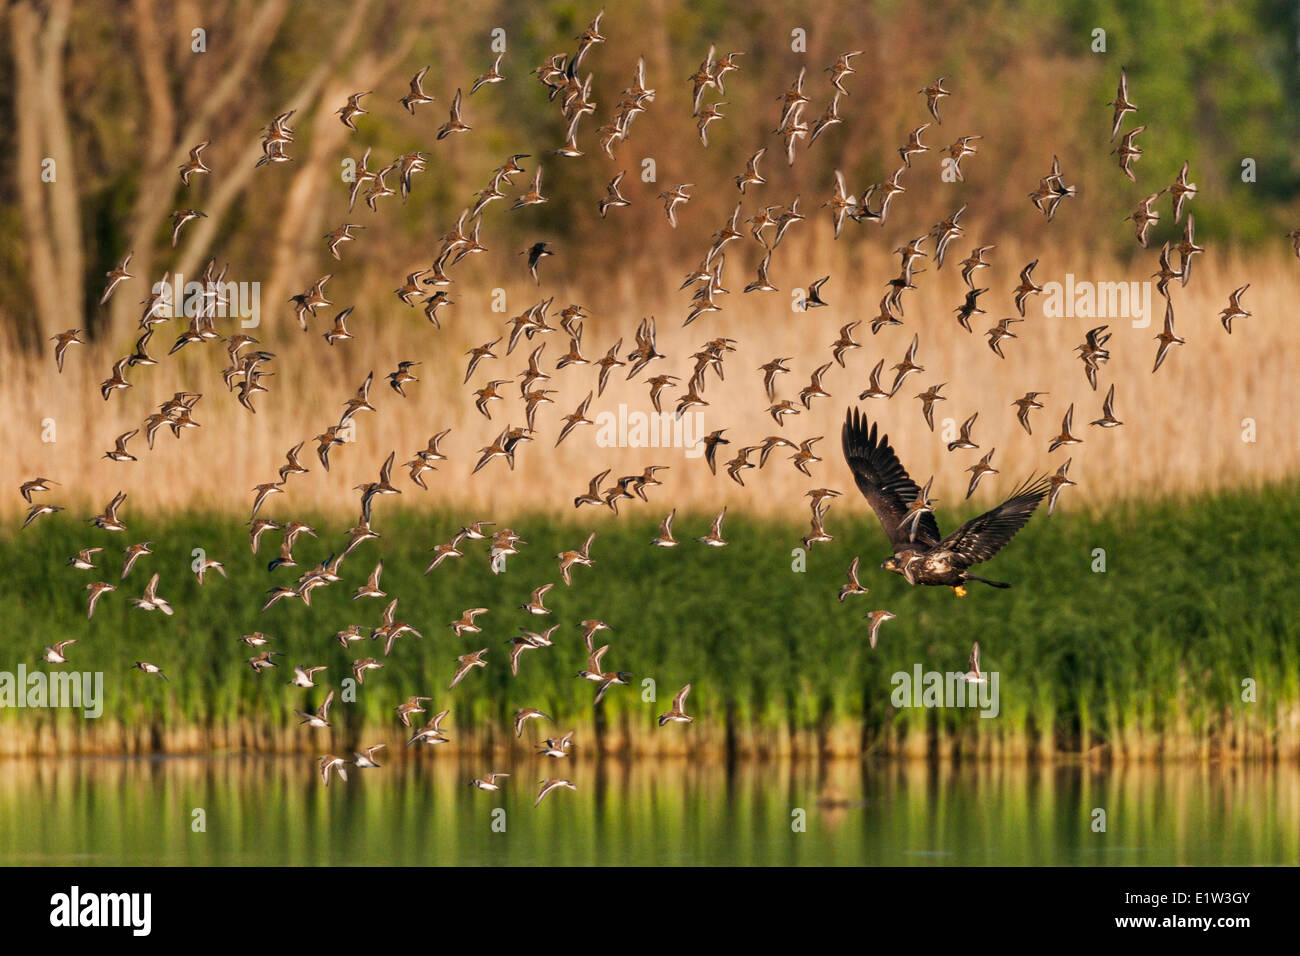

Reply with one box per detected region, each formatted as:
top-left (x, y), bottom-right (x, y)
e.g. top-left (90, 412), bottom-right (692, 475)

top-left (841, 407), bottom-right (941, 549)
top-left (937, 475), bottom-right (1052, 567)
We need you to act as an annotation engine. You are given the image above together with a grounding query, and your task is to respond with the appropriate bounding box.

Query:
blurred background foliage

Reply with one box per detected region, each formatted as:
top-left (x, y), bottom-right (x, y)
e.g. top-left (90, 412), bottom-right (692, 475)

top-left (1, 0), bottom-right (1298, 345)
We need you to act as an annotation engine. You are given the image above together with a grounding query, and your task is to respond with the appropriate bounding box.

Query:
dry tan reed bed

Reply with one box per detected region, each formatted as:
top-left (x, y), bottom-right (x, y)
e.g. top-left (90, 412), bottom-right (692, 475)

top-left (4, 238), bottom-right (1298, 523)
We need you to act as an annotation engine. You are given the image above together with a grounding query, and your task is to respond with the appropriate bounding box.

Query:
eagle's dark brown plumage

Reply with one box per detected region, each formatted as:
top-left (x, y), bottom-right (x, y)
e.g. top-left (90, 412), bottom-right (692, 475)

top-left (842, 407), bottom-right (1051, 591)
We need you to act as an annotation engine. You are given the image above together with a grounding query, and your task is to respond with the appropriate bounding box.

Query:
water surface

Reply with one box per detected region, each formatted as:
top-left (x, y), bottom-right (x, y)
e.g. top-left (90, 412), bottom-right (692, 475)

top-left (2, 757), bottom-right (1295, 865)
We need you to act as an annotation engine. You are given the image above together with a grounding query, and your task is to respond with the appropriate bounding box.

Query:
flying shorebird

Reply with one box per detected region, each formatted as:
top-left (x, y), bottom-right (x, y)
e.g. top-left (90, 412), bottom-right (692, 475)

top-left (436, 88), bottom-right (471, 139)
top-left (67, 547), bottom-right (101, 571)
top-left (351, 561), bottom-right (386, 600)
top-left (889, 335), bottom-right (924, 396)
top-left (986, 317), bottom-right (1021, 358)
top-left (100, 356), bottom-right (131, 401)
top-left (20, 502), bottom-right (59, 530)
top-left (534, 777), bottom-right (576, 806)
top-left (919, 76), bottom-right (951, 123)
top-left (103, 429), bottom-right (139, 462)
top-left (99, 252), bottom-right (134, 305)
top-left (843, 409), bottom-right (1051, 595)
top-left (319, 754), bottom-right (349, 785)
top-left (657, 684), bottom-right (694, 726)
top-left (449, 607), bottom-right (489, 638)
top-left (400, 66), bottom-right (434, 113)
top-left (1048, 405), bottom-right (1083, 454)
top-left (178, 141), bottom-right (210, 184)
top-left (736, 147), bottom-right (766, 193)
top-left (521, 241), bottom-right (554, 284)
top-left (1153, 299), bottom-right (1185, 372)
top-left (947, 412), bottom-right (980, 451)
top-left (556, 533), bottom-right (595, 586)
top-left (1168, 161), bottom-right (1197, 222)
top-left (352, 657), bottom-right (383, 685)
top-left (1090, 384), bottom-right (1123, 428)
top-left (90, 491), bottom-right (128, 532)
top-left (533, 728), bottom-right (574, 759)
top-left (121, 541), bottom-right (152, 579)
top-left (248, 650), bottom-right (280, 674)
top-left (1107, 67), bottom-right (1137, 140)
top-left (697, 507), bottom-right (727, 546)
top-left (511, 165), bottom-right (547, 209)
top-left (916, 383), bottom-right (946, 431)
top-left (1013, 260), bottom-right (1043, 316)
top-left (959, 245), bottom-right (995, 289)
top-left (1124, 192), bottom-right (1161, 247)
top-left (954, 288), bottom-right (987, 332)
top-left (696, 100), bottom-right (728, 146)
top-left (51, 329), bottom-right (84, 373)
top-left (658, 184), bottom-right (693, 228)
top-left (865, 609), bottom-right (897, 649)
top-left (288, 665), bottom-right (326, 689)
top-left (425, 534), bottom-right (465, 573)
top-left (336, 90), bottom-right (371, 129)
top-left (1047, 459), bottom-right (1077, 515)
top-left (324, 223), bottom-right (364, 260)
top-left (470, 52), bottom-right (506, 94)
top-left (449, 649), bottom-right (488, 689)
top-left (514, 708), bottom-right (551, 738)
top-left (86, 582), bottom-right (115, 618)
top-left (801, 276), bottom-right (831, 311)
top-left (1012, 392), bottom-right (1047, 434)
top-left (826, 49), bottom-right (863, 94)
top-left (1112, 124), bottom-right (1146, 181)
top-left (838, 556), bottom-right (869, 602)
top-left (799, 362), bottom-right (833, 408)
top-left (520, 583), bottom-right (554, 615)
top-left (650, 509), bottom-right (679, 547)
top-left (1218, 284), bottom-right (1251, 333)
top-left (857, 359), bottom-right (889, 400)
top-left (170, 209), bottom-right (206, 247)
top-left (295, 690), bottom-right (335, 728)
top-left (43, 640), bottom-right (77, 664)
top-left (599, 170), bottom-right (630, 217)
top-left (899, 123), bottom-right (931, 167)
top-left (959, 642), bottom-right (988, 684)
top-left (966, 449), bottom-right (999, 499)
top-left (471, 772), bottom-right (510, 792)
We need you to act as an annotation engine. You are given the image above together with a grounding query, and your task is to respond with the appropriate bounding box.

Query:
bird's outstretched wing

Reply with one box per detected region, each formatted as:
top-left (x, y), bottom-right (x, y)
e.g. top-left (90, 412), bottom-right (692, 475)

top-left (842, 407), bottom-right (941, 548)
top-left (937, 475), bottom-right (1051, 566)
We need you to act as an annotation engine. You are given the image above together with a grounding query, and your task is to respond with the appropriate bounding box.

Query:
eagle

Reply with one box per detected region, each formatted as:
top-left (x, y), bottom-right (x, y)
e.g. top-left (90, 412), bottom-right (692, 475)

top-left (842, 407), bottom-right (1051, 595)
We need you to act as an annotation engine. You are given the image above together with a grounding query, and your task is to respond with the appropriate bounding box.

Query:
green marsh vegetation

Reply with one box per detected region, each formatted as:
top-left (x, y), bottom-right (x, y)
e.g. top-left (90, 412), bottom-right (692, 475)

top-left (1, 481), bottom-right (1296, 760)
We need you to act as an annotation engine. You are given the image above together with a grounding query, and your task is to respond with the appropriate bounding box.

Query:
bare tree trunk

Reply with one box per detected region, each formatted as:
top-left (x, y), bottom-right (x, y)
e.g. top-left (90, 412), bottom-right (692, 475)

top-left (109, 0), bottom-right (178, 343)
top-left (8, 0), bottom-right (63, 349)
top-left (38, 0), bottom-right (85, 337)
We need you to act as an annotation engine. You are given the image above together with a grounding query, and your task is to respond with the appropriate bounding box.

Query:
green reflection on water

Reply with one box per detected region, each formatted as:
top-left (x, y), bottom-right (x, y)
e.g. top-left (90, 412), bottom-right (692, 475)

top-left (2, 757), bottom-right (1296, 865)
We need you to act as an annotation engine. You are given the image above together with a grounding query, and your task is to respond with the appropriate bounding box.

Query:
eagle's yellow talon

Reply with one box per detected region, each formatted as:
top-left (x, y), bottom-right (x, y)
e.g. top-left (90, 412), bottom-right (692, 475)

top-left (953, 585), bottom-right (968, 597)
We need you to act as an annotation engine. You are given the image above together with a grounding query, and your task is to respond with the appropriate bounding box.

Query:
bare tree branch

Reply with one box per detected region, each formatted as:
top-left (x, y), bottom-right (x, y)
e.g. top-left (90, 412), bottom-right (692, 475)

top-left (171, 0), bottom-right (375, 295)
top-left (108, 0), bottom-right (292, 334)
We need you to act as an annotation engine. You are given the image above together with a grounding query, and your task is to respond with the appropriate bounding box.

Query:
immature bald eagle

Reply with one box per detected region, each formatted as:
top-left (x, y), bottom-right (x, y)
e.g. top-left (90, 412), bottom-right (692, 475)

top-left (842, 408), bottom-right (1051, 594)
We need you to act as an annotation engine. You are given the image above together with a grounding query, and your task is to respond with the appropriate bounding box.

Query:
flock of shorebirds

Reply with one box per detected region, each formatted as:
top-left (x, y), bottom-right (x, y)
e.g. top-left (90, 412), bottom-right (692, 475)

top-left (20, 12), bottom-right (1262, 799)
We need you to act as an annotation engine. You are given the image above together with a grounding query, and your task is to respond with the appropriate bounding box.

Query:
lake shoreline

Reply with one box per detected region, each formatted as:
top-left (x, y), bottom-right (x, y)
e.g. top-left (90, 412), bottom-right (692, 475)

top-left (2, 715), bottom-right (1296, 761)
